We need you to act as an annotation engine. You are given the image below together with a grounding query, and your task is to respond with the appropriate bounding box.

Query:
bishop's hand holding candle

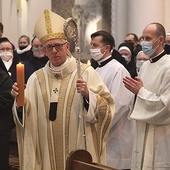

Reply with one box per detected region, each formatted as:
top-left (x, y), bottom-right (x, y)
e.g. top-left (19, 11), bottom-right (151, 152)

top-left (16, 63), bottom-right (25, 107)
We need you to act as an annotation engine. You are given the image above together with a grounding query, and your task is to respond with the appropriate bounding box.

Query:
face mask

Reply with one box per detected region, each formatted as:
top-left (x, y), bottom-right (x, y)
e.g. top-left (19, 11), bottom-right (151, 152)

top-left (0, 51), bottom-right (13, 62)
top-left (122, 55), bottom-right (130, 64)
top-left (19, 45), bottom-right (28, 50)
top-left (136, 60), bottom-right (146, 74)
top-left (141, 38), bottom-right (159, 56)
top-left (136, 60), bottom-right (145, 69)
top-left (34, 51), bottom-right (44, 58)
top-left (90, 48), bottom-right (106, 61)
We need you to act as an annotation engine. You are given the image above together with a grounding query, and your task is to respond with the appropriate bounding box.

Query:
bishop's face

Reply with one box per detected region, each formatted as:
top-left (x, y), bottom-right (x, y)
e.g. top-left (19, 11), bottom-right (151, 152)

top-left (43, 38), bottom-right (70, 67)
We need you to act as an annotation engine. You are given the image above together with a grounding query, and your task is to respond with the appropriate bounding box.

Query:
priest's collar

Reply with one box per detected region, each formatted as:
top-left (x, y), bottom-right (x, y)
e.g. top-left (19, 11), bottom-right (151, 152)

top-left (149, 50), bottom-right (165, 63)
top-left (98, 55), bottom-right (113, 67)
top-left (45, 56), bottom-right (77, 79)
top-left (50, 57), bottom-right (69, 70)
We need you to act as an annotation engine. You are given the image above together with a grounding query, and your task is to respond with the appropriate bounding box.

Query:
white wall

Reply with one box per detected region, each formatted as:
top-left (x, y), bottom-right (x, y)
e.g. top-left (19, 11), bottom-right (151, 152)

top-left (112, 0), bottom-right (170, 48)
top-left (127, 0), bottom-right (165, 37)
top-left (0, 0), bottom-right (51, 47)
top-left (165, 0), bottom-right (170, 32)
top-left (0, 0), bottom-right (18, 46)
top-left (1, 0), bottom-right (170, 49)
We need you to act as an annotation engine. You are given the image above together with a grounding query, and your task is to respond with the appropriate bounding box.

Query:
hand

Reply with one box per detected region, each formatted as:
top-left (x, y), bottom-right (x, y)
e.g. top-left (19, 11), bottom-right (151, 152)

top-left (76, 78), bottom-right (89, 101)
top-left (123, 76), bottom-right (143, 94)
top-left (11, 82), bottom-right (19, 98)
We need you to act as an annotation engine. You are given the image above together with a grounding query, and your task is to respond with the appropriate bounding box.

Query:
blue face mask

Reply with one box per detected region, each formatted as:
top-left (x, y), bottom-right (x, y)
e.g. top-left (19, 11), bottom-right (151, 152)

top-left (141, 38), bottom-right (159, 57)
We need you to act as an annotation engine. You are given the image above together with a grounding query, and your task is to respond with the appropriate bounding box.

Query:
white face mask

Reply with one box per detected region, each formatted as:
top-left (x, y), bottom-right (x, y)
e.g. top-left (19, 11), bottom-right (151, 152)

top-left (36, 52), bottom-right (44, 58)
top-left (90, 48), bottom-right (106, 61)
top-left (136, 60), bottom-right (145, 69)
top-left (136, 60), bottom-right (145, 74)
top-left (0, 51), bottom-right (13, 62)
top-left (33, 51), bottom-right (45, 58)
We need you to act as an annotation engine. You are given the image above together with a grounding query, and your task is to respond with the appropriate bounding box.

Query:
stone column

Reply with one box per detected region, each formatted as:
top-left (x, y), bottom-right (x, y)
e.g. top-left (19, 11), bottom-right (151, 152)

top-left (111, 0), bottom-right (128, 48)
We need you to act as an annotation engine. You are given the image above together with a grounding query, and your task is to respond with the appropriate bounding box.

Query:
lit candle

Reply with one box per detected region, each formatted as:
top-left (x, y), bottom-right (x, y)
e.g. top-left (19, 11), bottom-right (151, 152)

top-left (87, 60), bottom-right (91, 66)
top-left (16, 63), bottom-right (25, 106)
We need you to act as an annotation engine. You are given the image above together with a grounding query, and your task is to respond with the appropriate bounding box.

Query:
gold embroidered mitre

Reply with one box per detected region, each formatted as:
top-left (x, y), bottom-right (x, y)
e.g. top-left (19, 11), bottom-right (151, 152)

top-left (34, 9), bottom-right (67, 43)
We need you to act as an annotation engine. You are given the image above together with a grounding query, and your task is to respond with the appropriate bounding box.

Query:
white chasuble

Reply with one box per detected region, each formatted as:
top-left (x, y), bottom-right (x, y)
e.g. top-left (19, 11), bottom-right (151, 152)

top-left (13, 57), bottom-right (115, 170)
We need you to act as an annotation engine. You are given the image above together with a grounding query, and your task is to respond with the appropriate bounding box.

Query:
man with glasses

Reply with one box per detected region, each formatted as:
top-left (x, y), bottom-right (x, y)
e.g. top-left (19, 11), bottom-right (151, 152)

top-left (11, 9), bottom-right (115, 170)
top-left (123, 23), bottom-right (170, 169)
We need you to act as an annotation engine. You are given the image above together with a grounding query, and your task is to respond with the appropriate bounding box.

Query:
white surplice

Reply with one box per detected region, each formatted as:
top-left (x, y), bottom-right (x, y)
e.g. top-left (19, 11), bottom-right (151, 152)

top-left (96, 56), bottom-right (136, 169)
top-left (130, 53), bottom-right (170, 170)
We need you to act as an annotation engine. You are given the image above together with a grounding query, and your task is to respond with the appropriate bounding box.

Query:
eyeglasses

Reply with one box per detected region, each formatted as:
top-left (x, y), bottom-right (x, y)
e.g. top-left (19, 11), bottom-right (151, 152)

top-left (0, 47), bottom-right (13, 51)
top-left (44, 42), bottom-right (67, 52)
top-left (33, 45), bottom-right (43, 48)
top-left (32, 45), bottom-right (43, 51)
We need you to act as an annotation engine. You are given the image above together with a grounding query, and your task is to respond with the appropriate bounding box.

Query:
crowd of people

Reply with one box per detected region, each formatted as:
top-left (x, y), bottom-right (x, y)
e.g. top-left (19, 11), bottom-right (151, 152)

top-left (1, 9), bottom-right (170, 170)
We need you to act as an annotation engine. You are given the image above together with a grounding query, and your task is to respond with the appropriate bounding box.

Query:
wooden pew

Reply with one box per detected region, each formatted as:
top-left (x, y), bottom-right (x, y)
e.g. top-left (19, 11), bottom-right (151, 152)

top-left (8, 155), bottom-right (19, 170)
top-left (65, 149), bottom-right (118, 170)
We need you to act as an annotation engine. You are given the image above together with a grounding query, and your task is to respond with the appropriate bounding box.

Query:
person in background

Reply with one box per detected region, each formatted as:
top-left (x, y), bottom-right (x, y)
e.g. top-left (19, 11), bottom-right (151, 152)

top-left (0, 37), bottom-right (19, 165)
top-left (24, 36), bottom-right (49, 83)
top-left (11, 9), bottom-right (115, 170)
top-left (164, 32), bottom-right (170, 54)
top-left (125, 33), bottom-right (142, 58)
top-left (118, 42), bottom-right (137, 78)
top-left (135, 51), bottom-right (149, 74)
top-left (123, 22), bottom-right (170, 169)
top-left (0, 37), bottom-right (19, 82)
top-left (0, 58), bottom-right (14, 170)
top-left (90, 30), bottom-right (135, 170)
top-left (15, 35), bottom-right (31, 62)
top-left (0, 22), bottom-right (4, 37)
top-left (165, 32), bottom-right (170, 45)
top-left (111, 49), bottom-right (127, 68)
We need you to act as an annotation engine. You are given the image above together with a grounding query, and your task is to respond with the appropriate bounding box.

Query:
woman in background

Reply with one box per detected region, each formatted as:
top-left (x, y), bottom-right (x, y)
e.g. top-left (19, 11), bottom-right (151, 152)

top-left (0, 57), bottom-right (14, 170)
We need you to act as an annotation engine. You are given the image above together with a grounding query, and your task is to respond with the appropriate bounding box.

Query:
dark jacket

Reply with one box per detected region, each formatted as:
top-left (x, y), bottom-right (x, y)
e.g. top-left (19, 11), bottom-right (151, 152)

top-left (24, 51), bottom-right (49, 83)
top-left (0, 58), bottom-right (14, 170)
top-left (8, 53), bottom-right (20, 82)
top-left (14, 49), bottom-right (31, 63)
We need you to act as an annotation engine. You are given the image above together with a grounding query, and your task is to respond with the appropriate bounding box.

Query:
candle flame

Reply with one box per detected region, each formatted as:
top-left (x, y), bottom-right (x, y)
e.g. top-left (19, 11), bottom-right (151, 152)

top-left (87, 60), bottom-right (91, 66)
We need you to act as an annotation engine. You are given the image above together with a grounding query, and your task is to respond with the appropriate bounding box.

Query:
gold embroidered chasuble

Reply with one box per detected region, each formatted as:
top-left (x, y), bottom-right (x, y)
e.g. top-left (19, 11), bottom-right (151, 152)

top-left (13, 57), bottom-right (115, 170)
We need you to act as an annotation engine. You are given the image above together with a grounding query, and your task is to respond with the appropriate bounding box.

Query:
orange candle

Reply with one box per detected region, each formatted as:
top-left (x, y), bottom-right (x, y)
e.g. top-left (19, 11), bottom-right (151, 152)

top-left (16, 63), bottom-right (25, 106)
